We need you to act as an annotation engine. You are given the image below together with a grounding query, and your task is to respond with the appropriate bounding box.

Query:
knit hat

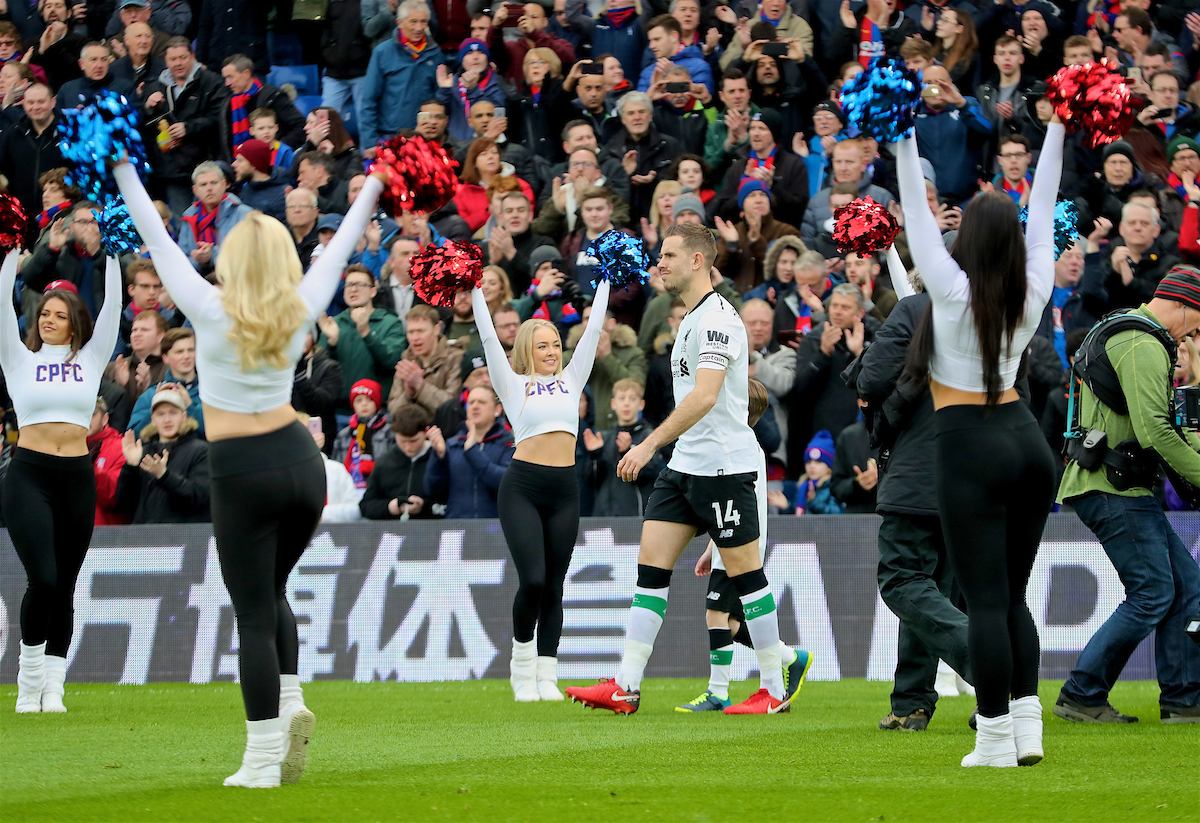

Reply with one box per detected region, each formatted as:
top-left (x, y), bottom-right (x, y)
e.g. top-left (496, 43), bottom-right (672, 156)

top-left (812, 100), bottom-right (847, 126)
top-left (457, 37), bottom-right (490, 64)
top-left (1021, 0), bottom-right (1065, 33)
top-left (529, 244), bottom-right (565, 277)
top-left (750, 108), bottom-right (783, 144)
top-left (674, 188), bottom-right (705, 221)
top-left (804, 429), bottom-right (835, 468)
top-left (150, 387), bottom-right (188, 411)
top-left (235, 138), bottom-right (272, 174)
top-left (1102, 140), bottom-right (1136, 166)
top-left (1168, 134), bottom-right (1200, 165)
top-left (461, 349), bottom-right (487, 381)
top-left (350, 378), bottom-right (383, 409)
top-left (44, 279), bottom-right (79, 294)
top-left (737, 177), bottom-right (772, 211)
top-left (1153, 265), bottom-right (1200, 311)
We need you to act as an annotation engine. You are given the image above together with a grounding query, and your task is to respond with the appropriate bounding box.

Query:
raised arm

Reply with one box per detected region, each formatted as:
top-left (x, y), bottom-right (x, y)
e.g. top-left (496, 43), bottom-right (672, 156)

top-left (1023, 122), bottom-right (1067, 311)
top-left (83, 256), bottom-right (123, 369)
top-left (886, 244), bottom-right (913, 300)
top-left (895, 134), bottom-right (961, 301)
top-left (114, 161), bottom-right (214, 317)
top-left (298, 175), bottom-right (384, 315)
top-left (472, 285), bottom-right (517, 400)
top-left (0, 250), bottom-right (28, 373)
top-left (564, 279), bottom-right (611, 392)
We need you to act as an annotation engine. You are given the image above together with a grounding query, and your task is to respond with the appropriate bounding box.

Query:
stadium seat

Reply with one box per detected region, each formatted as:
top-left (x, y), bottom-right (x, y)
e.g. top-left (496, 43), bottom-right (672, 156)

top-left (268, 33), bottom-right (304, 66)
top-left (268, 64), bottom-right (321, 97)
top-left (293, 95), bottom-right (323, 117)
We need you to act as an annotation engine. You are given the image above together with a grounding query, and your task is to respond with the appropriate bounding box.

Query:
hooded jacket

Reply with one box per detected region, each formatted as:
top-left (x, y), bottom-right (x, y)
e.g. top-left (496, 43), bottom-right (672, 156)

top-left (89, 425), bottom-right (129, 526)
top-left (115, 419), bottom-right (211, 524)
top-left (359, 442), bottom-right (437, 519)
top-left (361, 34), bottom-right (444, 146)
top-left (588, 419), bottom-right (664, 516)
top-left (745, 234), bottom-right (808, 304)
top-left (129, 370), bottom-right (204, 436)
top-left (237, 167), bottom-right (291, 223)
top-left (590, 11), bottom-right (648, 81)
top-left (424, 419), bottom-right (515, 518)
top-left (715, 214), bottom-right (802, 294)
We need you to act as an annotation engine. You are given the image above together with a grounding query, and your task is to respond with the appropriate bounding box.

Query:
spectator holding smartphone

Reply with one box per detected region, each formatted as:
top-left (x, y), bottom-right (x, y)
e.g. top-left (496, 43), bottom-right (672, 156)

top-left (359, 405), bottom-right (438, 520)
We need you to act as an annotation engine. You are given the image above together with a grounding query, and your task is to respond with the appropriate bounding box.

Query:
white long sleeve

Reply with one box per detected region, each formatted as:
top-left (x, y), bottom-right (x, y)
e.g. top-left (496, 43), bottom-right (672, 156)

top-left (563, 279), bottom-right (610, 393)
top-left (886, 245), bottom-right (913, 300)
top-left (0, 250), bottom-right (28, 374)
top-left (83, 256), bottom-right (123, 371)
top-left (298, 176), bottom-right (383, 317)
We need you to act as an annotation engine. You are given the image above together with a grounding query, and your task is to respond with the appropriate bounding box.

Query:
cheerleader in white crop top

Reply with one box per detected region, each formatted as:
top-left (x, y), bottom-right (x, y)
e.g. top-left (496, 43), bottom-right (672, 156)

top-left (114, 158), bottom-right (386, 788)
top-left (472, 277), bottom-right (610, 702)
top-left (896, 114), bottom-right (1065, 768)
top-left (0, 250), bottom-right (121, 715)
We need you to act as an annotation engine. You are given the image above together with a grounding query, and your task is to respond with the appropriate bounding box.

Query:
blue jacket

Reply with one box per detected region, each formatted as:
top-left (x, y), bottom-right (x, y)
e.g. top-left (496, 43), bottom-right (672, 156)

top-left (424, 420), bottom-right (514, 518)
top-left (637, 44), bottom-right (715, 95)
top-left (912, 98), bottom-right (993, 204)
top-left (360, 37), bottom-right (443, 147)
top-left (128, 371), bottom-right (204, 437)
top-left (237, 167), bottom-right (290, 223)
top-left (177, 193), bottom-right (256, 270)
top-left (436, 71), bottom-right (510, 142)
top-left (591, 13), bottom-right (648, 82)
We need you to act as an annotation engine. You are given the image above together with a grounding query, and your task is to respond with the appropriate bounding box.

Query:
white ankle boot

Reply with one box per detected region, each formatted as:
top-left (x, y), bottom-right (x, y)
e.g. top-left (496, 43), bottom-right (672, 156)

top-left (41, 655), bottom-right (67, 713)
top-left (509, 639), bottom-right (539, 702)
top-left (16, 642), bottom-right (46, 713)
top-left (278, 674), bottom-right (314, 784)
top-left (535, 656), bottom-right (564, 701)
top-left (1010, 695), bottom-right (1044, 766)
top-left (961, 713), bottom-right (1019, 767)
top-left (224, 718), bottom-right (283, 788)
top-left (935, 660), bottom-right (960, 698)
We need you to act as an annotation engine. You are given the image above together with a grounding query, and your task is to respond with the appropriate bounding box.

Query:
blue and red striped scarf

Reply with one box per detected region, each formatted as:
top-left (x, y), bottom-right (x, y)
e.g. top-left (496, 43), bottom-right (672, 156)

top-left (1169, 172), bottom-right (1188, 197)
top-left (182, 198), bottom-right (226, 246)
top-left (528, 279), bottom-right (580, 324)
top-left (230, 77), bottom-right (262, 150)
top-left (397, 29), bottom-right (428, 60)
top-left (746, 146), bottom-right (776, 173)
top-left (1000, 172), bottom-right (1032, 204)
top-left (37, 201), bottom-right (71, 230)
top-left (458, 69), bottom-right (492, 120)
top-left (606, 7), bottom-right (637, 28)
top-left (857, 18), bottom-right (884, 68)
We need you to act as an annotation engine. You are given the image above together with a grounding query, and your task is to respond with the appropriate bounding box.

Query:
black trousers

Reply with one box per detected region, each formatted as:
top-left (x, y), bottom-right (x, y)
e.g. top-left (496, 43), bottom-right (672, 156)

top-left (497, 460), bottom-right (580, 657)
top-left (878, 512), bottom-right (970, 718)
top-left (209, 423), bottom-right (325, 721)
top-left (935, 402), bottom-right (1056, 717)
top-left (2, 449), bottom-right (95, 656)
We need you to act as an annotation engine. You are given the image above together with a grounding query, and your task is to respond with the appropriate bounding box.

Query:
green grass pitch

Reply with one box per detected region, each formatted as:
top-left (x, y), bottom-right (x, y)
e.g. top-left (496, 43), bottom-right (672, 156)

top-left (1, 679), bottom-right (1196, 822)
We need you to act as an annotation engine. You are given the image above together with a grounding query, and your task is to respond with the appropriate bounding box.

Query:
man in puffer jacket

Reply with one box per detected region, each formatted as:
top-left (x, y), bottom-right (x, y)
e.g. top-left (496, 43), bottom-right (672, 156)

top-left (424, 385), bottom-right (515, 518)
top-left (115, 388), bottom-right (211, 524)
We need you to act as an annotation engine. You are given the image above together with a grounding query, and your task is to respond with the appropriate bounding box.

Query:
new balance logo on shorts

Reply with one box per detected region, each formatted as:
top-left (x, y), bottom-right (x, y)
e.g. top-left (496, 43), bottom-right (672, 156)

top-left (707, 591), bottom-right (721, 601)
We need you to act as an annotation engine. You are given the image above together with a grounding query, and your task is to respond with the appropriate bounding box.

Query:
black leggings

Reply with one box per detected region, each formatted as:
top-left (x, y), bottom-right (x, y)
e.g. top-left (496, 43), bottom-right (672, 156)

top-left (935, 402), bottom-right (1056, 717)
top-left (209, 422), bottom-right (325, 721)
top-left (2, 449), bottom-right (95, 656)
top-left (497, 460), bottom-right (580, 657)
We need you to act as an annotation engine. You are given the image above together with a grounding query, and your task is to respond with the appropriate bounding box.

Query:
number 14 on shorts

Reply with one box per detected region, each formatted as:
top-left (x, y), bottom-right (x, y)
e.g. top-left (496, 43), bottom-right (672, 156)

top-left (712, 500), bottom-right (741, 528)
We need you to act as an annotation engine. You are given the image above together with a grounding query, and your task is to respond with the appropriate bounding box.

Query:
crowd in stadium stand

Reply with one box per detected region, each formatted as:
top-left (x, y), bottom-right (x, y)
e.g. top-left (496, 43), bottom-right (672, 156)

top-left (3, 0), bottom-right (1200, 525)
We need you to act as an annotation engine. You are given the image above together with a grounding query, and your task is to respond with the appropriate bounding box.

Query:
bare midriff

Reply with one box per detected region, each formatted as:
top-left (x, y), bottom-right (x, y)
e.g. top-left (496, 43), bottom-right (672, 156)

top-left (930, 379), bottom-right (1020, 410)
top-left (513, 430), bottom-right (577, 467)
top-left (16, 422), bottom-right (88, 457)
top-left (201, 402), bottom-right (299, 441)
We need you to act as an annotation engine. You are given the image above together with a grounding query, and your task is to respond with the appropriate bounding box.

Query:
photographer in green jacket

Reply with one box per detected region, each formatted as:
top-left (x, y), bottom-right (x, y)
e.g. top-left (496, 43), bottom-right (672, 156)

top-left (1055, 267), bottom-right (1200, 726)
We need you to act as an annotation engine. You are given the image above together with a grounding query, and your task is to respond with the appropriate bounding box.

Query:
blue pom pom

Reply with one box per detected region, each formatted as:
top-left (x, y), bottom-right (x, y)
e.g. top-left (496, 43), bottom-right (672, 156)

top-left (1018, 200), bottom-right (1079, 261)
top-left (57, 90), bottom-right (152, 202)
top-left (839, 58), bottom-right (921, 143)
top-left (94, 197), bottom-right (143, 257)
top-left (587, 230), bottom-right (650, 289)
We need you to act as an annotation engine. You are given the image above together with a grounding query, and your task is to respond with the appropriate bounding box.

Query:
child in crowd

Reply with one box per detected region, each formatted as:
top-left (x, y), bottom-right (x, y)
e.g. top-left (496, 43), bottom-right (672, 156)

top-left (331, 379), bottom-right (395, 488)
top-left (584, 378), bottom-right (663, 516)
top-left (248, 108), bottom-right (296, 170)
top-left (769, 430), bottom-right (843, 515)
top-left (744, 235), bottom-right (806, 305)
top-left (360, 405), bottom-right (438, 520)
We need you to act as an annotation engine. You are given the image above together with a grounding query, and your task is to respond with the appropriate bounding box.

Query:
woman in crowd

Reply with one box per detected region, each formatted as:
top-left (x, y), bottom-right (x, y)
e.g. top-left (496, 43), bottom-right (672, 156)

top-left (510, 47), bottom-right (573, 161)
top-left (114, 149), bottom-right (386, 787)
top-left (1, 252), bottom-right (120, 714)
top-left (897, 93), bottom-right (1064, 767)
top-left (933, 8), bottom-right (980, 91)
top-left (473, 257), bottom-right (611, 702)
top-left (479, 265), bottom-right (515, 315)
top-left (668, 154), bottom-right (715, 210)
top-left (454, 138), bottom-right (535, 234)
top-left (289, 107), bottom-right (362, 182)
top-left (641, 179), bottom-right (681, 256)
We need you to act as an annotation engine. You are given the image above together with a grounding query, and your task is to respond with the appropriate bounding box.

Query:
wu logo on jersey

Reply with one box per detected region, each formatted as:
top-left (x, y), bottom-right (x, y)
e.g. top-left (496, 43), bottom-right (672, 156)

top-left (706, 331), bottom-right (729, 345)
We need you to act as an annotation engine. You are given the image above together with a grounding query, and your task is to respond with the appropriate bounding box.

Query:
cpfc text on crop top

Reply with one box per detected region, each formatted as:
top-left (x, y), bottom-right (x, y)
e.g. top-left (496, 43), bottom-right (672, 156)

top-left (473, 280), bottom-right (610, 444)
top-left (0, 252), bottom-right (121, 429)
top-left (895, 122), bottom-right (1065, 393)
top-left (115, 163), bottom-right (383, 414)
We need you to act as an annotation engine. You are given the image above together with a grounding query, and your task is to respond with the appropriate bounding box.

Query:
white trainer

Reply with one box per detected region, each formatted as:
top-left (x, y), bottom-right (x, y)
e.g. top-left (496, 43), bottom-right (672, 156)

top-left (510, 639), bottom-right (540, 702)
top-left (16, 642), bottom-right (46, 713)
top-left (41, 656), bottom-right (67, 713)
top-left (935, 660), bottom-right (960, 698)
top-left (1010, 695), bottom-right (1044, 766)
top-left (535, 656), bottom-right (564, 701)
top-left (961, 713), bottom-right (1019, 768)
top-left (224, 718), bottom-right (283, 788)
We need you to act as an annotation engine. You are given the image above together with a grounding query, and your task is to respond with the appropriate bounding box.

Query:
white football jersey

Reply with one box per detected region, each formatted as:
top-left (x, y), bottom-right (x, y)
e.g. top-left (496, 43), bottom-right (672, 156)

top-left (668, 289), bottom-right (761, 476)
top-left (713, 449), bottom-right (769, 572)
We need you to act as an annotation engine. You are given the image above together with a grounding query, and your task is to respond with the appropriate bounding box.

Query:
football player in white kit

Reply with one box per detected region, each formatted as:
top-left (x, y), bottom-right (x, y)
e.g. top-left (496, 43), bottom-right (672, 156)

top-left (565, 224), bottom-right (794, 715)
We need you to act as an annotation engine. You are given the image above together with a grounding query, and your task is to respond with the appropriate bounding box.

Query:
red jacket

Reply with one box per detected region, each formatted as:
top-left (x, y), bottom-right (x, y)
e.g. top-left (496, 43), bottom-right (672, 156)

top-left (453, 177), bottom-right (535, 233)
top-left (89, 426), bottom-right (130, 526)
top-left (1180, 203), bottom-right (1200, 264)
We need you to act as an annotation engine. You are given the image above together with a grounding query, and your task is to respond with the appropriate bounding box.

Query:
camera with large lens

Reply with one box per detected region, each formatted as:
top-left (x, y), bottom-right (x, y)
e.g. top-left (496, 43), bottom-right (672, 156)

top-left (1173, 385), bottom-right (1200, 429)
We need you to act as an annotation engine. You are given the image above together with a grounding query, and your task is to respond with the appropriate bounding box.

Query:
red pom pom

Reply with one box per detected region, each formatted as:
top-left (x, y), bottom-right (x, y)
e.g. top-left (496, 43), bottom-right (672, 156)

top-left (832, 197), bottom-right (900, 255)
top-left (0, 191), bottom-right (26, 253)
top-left (1046, 60), bottom-right (1134, 148)
top-left (369, 135), bottom-right (460, 216)
top-left (410, 241), bottom-right (483, 307)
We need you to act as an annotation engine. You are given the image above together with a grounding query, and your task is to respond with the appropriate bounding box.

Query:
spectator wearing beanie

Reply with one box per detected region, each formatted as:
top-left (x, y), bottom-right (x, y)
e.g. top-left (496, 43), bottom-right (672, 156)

top-left (715, 109), bottom-right (808, 228)
top-left (231, 138), bottom-right (290, 222)
top-left (360, 405), bottom-right (439, 520)
top-left (1077, 140), bottom-right (1160, 232)
top-left (436, 38), bottom-right (509, 143)
top-left (332, 379), bottom-right (397, 488)
top-left (1166, 135), bottom-right (1200, 200)
top-left (115, 387), bottom-right (211, 524)
top-left (785, 429), bottom-right (843, 515)
top-left (513, 246), bottom-right (586, 334)
top-left (714, 177), bottom-right (801, 293)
